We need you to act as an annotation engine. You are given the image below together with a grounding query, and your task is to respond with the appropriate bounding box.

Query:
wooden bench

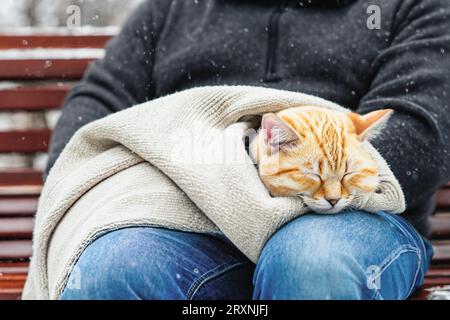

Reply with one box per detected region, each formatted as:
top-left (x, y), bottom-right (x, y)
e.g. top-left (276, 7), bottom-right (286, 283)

top-left (0, 29), bottom-right (449, 300)
top-left (0, 28), bottom-right (114, 299)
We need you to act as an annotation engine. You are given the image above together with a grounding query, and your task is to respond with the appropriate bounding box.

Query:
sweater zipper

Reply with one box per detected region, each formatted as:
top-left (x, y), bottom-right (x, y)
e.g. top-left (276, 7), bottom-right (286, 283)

top-left (264, 2), bottom-right (286, 82)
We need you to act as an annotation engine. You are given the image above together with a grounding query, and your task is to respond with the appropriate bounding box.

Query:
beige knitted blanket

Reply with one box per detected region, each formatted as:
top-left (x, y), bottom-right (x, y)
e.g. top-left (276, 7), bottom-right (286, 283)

top-left (22, 86), bottom-right (405, 300)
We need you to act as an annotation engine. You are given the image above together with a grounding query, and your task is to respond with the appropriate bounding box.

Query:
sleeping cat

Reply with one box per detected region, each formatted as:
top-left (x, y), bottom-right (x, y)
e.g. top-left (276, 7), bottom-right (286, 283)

top-left (250, 106), bottom-right (393, 214)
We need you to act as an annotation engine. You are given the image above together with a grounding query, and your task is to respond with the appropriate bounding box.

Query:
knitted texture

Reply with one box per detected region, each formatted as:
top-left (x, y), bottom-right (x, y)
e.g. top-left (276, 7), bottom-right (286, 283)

top-left (23, 86), bottom-right (405, 299)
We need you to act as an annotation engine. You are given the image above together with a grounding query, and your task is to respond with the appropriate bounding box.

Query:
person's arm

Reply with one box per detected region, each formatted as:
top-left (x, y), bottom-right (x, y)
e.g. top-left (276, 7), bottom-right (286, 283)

top-left (44, 0), bottom-right (172, 179)
top-left (358, 0), bottom-right (450, 212)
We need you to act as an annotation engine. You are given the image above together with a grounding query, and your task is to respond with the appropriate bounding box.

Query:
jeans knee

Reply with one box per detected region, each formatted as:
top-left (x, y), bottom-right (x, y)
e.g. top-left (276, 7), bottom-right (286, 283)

top-left (60, 228), bottom-right (185, 299)
top-left (253, 216), bottom-right (370, 300)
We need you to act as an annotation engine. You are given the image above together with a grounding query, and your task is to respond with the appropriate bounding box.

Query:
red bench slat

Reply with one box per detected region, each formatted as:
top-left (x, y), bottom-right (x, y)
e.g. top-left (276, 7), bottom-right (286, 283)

top-left (0, 85), bottom-right (70, 110)
top-left (0, 197), bottom-right (39, 217)
top-left (0, 240), bottom-right (32, 261)
top-left (0, 170), bottom-right (42, 187)
top-left (0, 171), bottom-right (43, 196)
top-left (423, 277), bottom-right (450, 287)
top-left (0, 35), bottom-right (112, 49)
top-left (430, 214), bottom-right (450, 239)
top-left (426, 268), bottom-right (450, 276)
top-left (436, 188), bottom-right (450, 208)
top-left (0, 59), bottom-right (93, 80)
top-left (0, 274), bottom-right (27, 287)
top-left (0, 288), bottom-right (24, 300)
top-left (0, 217), bottom-right (34, 239)
top-left (432, 242), bottom-right (450, 264)
top-left (0, 262), bottom-right (29, 275)
top-left (0, 129), bottom-right (50, 153)
top-left (0, 186), bottom-right (42, 197)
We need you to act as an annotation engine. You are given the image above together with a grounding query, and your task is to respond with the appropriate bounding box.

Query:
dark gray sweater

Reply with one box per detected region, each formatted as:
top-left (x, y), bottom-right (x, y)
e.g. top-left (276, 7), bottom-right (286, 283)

top-left (46, 0), bottom-right (450, 236)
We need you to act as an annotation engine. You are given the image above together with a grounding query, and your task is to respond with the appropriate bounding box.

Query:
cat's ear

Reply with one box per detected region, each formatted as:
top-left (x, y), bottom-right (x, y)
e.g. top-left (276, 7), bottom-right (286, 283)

top-left (348, 109), bottom-right (393, 141)
top-left (261, 113), bottom-right (299, 153)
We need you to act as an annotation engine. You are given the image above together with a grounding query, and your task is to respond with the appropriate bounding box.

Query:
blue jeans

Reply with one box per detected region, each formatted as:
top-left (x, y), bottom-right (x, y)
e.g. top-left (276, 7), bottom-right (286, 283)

top-left (60, 210), bottom-right (433, 300)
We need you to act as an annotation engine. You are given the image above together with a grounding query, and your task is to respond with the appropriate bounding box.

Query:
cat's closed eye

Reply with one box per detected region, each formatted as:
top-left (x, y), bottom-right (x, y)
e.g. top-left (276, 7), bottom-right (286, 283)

top-left (303, 172), bottom-right (322, 182)
top-left (341, 171), bottom-right (357, 181)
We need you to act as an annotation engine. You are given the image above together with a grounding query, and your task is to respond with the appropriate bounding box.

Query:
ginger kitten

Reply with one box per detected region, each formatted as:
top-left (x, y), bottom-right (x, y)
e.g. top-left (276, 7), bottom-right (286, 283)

top-left (250, 106), bottom-right (393, 214)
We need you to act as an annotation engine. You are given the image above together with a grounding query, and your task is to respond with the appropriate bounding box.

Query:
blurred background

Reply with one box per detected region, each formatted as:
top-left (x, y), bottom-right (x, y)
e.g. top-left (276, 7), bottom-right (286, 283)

top-left (0, 0), bottom-right (143, 172)
top-left (0, 0), bottom-right (142, 27)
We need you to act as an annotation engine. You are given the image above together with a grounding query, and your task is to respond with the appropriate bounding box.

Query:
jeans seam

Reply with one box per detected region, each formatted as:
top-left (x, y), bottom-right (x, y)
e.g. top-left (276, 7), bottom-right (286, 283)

top-left (187, 261), bottom-right (248, 300)
top-left (369, 244), bottom-right (421, 300)
top-left (372, 290), bottom-right (384, 300)
top-left (381, 212), bottom-right (428, 259)
top-left (405, 249), bottom-right (422, 299)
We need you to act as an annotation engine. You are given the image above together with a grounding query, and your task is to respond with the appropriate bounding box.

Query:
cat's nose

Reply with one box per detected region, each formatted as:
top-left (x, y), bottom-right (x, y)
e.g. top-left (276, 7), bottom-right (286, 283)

top-left (326, 198), bottom-right (340, 206)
